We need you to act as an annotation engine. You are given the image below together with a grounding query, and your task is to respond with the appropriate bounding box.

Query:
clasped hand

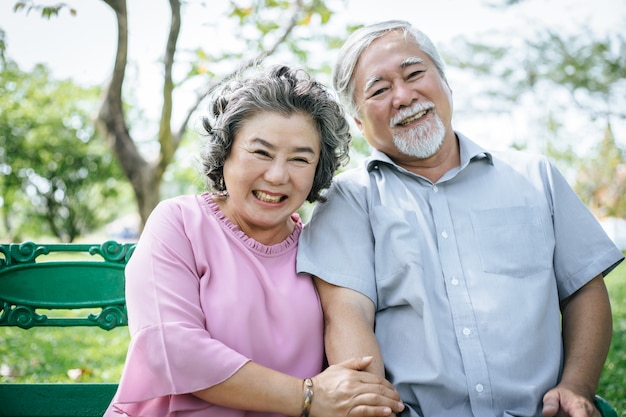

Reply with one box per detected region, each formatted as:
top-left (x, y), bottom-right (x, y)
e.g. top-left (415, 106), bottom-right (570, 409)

top-left (309, 356), bottom-right (405, 417)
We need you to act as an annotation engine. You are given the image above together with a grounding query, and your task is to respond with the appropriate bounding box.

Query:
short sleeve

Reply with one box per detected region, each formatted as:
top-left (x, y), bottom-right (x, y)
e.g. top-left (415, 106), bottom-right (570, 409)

top-left (297, 171), bottom-right (378, 304)
top-left (546, 159), bottom-right (624, 297)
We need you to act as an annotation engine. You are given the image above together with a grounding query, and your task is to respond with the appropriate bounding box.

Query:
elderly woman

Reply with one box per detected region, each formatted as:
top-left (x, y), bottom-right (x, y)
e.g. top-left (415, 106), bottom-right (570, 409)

top-left (104, 65), bottom-right (404, 417)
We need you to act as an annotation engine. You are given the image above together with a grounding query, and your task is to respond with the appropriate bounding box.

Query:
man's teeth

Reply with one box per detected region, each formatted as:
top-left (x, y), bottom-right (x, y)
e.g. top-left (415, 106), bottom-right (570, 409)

top-left (399, 109), bottom-right (428, 126)
top-left (255, 191), bottom-right (283, 203)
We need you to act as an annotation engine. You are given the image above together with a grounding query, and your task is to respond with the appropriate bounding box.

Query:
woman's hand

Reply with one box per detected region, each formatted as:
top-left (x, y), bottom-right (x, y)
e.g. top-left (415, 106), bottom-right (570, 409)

top-left (310, 356), bottom-right (405, 417)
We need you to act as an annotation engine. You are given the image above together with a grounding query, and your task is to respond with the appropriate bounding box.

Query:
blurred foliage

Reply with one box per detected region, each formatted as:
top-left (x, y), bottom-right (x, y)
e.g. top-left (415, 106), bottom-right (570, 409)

top-left (0, 60), bottom-right (133, 242)
top-left (447, 30), bottom-right (626, 118)
top-left (13, 1), bottom-right (76, 18)
top-left (575, 124), bottom-right (626, 219)
top-left (446, 29), bottom-right (626, 216)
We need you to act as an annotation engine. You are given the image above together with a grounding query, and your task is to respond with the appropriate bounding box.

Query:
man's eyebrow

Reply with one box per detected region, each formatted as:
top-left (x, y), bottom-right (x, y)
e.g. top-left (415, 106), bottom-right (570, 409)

top-left (363, 75), bottom-right (382, 93)
top-left (401, 56), bottom-right (425, 68)
top-left (363, 57), bottom-right (426, 93)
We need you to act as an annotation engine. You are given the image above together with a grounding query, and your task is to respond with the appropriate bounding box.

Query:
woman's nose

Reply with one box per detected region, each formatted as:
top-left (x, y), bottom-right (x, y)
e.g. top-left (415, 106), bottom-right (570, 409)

top-left (264, 160), bottom-right (289, 184)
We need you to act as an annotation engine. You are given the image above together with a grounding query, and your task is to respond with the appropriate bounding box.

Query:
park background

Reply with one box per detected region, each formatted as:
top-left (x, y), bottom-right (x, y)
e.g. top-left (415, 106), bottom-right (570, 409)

top-left (1, 0), bottom-right (625, 414)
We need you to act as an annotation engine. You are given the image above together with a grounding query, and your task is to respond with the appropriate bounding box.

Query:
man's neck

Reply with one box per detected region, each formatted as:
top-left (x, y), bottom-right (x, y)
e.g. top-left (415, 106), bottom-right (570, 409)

top-left (394, 133), bottom-right (460, 183)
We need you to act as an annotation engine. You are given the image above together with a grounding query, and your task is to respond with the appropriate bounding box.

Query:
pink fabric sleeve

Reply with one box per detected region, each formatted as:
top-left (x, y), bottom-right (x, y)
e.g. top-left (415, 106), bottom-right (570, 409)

top-left (109, 200), bottom-right (250, 413)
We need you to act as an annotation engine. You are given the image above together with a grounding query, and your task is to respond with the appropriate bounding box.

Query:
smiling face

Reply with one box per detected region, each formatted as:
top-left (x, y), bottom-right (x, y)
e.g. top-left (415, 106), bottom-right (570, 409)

top-left (219, 111), bottom-right (321, 245)
top-left (352, 30), bottom-right (455, 164)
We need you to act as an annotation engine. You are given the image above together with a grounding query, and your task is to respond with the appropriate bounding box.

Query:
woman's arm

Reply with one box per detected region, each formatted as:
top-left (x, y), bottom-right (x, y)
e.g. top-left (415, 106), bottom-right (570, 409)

top-left (193, 356), bottom-right (404, 416)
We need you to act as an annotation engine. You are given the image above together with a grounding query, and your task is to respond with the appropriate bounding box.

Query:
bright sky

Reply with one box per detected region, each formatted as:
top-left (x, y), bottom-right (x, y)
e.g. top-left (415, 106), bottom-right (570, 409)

top-left (1, 0), bottom-right (625, 150)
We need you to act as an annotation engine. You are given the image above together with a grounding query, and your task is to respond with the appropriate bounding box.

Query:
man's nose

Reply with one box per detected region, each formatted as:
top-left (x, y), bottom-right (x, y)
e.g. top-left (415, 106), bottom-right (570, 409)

top-left (392, 82), bottom-right (418, 108)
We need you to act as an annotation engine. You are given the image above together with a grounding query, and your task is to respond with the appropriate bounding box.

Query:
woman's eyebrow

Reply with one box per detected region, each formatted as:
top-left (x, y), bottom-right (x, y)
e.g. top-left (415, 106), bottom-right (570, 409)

top-left (252, 138), bottom-right (316, 155)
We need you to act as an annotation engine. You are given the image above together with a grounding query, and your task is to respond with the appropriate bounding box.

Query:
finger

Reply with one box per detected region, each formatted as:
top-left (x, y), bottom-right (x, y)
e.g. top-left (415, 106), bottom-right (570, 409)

top-left (542, 391), bottom-right (560, 417)
top-left (355, 374), bottom-right (399, 397)
top-left (349, 401), bottom-right (404, 417)
top-left (350, 405), bottom-right (394, 417)
top-left (352, 390), bottom-right (405, 413)
top-left (336, 355), bottom-right (374, 371)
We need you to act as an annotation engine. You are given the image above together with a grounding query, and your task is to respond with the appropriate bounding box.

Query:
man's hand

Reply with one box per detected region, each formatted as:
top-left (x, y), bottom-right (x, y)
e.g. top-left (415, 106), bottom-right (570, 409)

top-left (542, 386), bottom-right (600, 417)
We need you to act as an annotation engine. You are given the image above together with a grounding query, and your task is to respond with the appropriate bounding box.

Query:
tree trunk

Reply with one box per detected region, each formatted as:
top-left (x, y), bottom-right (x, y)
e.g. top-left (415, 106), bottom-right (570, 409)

top-left (97, 0), bottom-right (307, 230)
top-left (97, 0), bottom-right (165, 230)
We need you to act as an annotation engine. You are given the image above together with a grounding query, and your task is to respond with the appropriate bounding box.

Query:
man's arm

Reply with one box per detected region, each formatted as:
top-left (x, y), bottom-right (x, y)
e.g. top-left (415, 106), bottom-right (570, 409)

top-left (542, 274), bottom-right (613, 417)
top-left (314, 277), bottom-right (386, 378)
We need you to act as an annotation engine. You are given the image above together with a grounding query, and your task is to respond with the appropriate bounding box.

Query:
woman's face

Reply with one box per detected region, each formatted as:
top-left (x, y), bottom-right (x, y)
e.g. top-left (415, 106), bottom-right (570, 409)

top-left (221, 111), bottom-right (321, 245)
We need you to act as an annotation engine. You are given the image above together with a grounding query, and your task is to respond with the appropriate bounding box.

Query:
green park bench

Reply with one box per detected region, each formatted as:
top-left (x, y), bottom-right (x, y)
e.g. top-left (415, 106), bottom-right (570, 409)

top-left (0, 241), bottom-right (619, 417)
top-left (0, 241), bottom-right (135, 417)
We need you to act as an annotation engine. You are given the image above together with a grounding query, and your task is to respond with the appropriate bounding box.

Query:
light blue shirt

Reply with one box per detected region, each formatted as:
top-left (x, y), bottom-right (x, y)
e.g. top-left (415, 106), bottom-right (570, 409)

top-left (297, 133), bottom-right (624, 417)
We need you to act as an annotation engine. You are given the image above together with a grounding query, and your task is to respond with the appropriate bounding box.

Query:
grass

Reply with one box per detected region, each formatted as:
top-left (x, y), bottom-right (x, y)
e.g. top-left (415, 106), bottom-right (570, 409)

top-left (1, 259), bottom-right (625, 415)
top-left (0, 315), bottom-right (129, 383)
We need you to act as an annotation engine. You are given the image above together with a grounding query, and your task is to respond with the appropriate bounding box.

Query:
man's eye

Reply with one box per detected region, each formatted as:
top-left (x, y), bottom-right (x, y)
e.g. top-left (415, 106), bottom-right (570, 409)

top-left (371, 87), bottom-right (388, 97)
top-left (408, 70), bottom-right (424, 79)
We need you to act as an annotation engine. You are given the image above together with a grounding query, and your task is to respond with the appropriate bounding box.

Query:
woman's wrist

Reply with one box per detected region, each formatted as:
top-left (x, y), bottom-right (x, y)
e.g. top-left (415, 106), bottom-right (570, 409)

top-left (300, 378), bottom-right (314, 417)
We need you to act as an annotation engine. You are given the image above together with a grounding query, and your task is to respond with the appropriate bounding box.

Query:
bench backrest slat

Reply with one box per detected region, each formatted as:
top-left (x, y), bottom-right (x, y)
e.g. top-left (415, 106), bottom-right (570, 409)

top-left (0, 241), bottom-right (134, 329)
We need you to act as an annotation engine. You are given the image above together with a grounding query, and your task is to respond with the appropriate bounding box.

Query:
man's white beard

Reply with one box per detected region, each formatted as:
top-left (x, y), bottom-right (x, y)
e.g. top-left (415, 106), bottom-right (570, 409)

top-left (393, 113), bottom-right (445, 159)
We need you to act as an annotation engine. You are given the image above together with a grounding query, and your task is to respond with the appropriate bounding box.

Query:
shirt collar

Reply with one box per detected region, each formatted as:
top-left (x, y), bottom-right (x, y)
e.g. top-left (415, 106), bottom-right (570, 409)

top-left (365, 131), bottom-right (492, 173)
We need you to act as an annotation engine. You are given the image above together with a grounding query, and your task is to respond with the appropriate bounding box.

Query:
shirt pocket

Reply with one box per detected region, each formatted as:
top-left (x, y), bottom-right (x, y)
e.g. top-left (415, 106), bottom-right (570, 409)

top-left (470, 206), bottom-right (552, 277)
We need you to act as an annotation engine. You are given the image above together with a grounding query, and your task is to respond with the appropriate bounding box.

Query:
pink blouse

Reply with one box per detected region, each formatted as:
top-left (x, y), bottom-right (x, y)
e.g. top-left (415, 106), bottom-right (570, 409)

top-left (105, 193), bottom-right (324, 417)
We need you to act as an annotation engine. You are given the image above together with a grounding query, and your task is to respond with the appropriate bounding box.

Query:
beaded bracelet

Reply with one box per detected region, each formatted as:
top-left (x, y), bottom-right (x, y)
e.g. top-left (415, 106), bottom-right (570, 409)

top-left (300, 378), bottom-right (314, 417)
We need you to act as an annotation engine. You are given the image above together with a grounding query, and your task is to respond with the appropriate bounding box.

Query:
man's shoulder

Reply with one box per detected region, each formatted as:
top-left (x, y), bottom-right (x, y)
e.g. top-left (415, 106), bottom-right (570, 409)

top-left (490, 147), bottom-right (551, 169)
top-left (333, 162), bottom-right (373, 187)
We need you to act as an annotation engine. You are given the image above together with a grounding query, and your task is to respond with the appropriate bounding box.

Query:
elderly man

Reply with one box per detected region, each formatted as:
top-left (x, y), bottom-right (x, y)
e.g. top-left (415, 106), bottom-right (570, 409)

top-left (297, 20), bottom-right (624, 417)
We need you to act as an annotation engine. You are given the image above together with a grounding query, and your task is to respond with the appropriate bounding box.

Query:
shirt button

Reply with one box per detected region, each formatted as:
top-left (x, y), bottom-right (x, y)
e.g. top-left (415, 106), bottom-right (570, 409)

top-left (462, 328), bottom-right (471, 336)
top-left (476, 384), bottom-right (484, 393)
top-left (451, 278), bottom-right (459, 286)
top-left (441, 231), bottom-right (448, 238)
top-left (433, 185), bottom-right (439, 192)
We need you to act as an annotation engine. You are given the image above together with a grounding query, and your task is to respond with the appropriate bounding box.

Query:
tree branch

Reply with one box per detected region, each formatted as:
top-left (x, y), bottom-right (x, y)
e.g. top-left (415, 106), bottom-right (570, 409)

top-left (174, 0), bottom-right (306, 139)
top-left (156, 0), bottom-right (181, 178)
top-left (97, 0), bottom-right (146, 184)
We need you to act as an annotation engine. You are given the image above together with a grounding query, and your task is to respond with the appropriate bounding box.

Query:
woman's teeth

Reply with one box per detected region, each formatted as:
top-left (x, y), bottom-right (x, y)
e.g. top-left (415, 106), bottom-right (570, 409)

top-left (254, 191), bottom-right (284, 203)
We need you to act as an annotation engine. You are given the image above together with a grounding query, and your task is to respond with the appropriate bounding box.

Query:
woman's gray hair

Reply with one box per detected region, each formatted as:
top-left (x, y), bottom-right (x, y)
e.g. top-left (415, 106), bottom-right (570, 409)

top-left (333, 20), bottom-right (447, 118)
top-left (201, 65), bottom-right (351, 203)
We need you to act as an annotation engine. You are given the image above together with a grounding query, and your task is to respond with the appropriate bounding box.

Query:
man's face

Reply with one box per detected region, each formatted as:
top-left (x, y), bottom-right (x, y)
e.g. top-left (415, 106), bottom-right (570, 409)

top-left (352, 31), bottom-right (454, 161)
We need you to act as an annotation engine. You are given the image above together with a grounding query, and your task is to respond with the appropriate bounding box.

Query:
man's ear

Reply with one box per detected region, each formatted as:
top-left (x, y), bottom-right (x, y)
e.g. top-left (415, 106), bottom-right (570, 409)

top-left (354, 117), bottom-right (363, 132)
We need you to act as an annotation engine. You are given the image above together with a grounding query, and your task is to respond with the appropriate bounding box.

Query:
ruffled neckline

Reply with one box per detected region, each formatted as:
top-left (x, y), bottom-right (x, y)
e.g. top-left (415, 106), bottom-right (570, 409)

top-left (200, 192), bottom-right (302, 256)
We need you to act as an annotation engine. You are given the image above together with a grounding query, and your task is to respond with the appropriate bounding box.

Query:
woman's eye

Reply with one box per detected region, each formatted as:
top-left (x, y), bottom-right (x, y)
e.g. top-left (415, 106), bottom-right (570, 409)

top-left (253, 149), bottom-right (271, 157)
